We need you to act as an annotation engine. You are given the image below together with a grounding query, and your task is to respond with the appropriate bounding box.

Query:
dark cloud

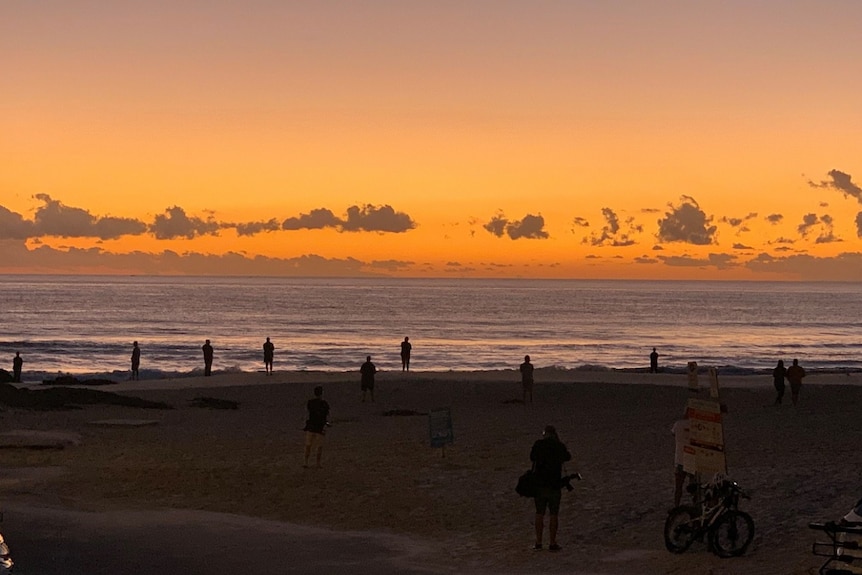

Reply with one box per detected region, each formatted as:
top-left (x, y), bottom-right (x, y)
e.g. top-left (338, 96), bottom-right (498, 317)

top-left (149, 206), bottom-right (220, 240)
top-left (656, 197), bottom-right (716, 245)
top-left (658, 253), bottom-right (736, 269)
top-left (797, 213), bottom-right (839, 243)
top-left (505, 214), bottom-right (548, 239)
top-left (857, 212), bottom-right (862, 238)
top-left (809, 169), bottom-right (862, 203)
top-left (0, 206), bottom-right (35, 239)
top-left (634, 255), bottom-right (659, 264)
top-left (765, 213), bottom-right (783, 224)
top-left (483, 213), bottom-right (549, 240)
top-left (721, 213), bottom-right (757, 229)
top-left (746, 252), bottom-right (862, 280)
top-left (0, 239), bottom-right (393, 277)
top-left (483, 214), bottom-right (508, 237)
top-left (571, 217), bottom-right (590, 228)
top-left (234, 219), bottom-right (281, 236)
top-left (588, 208), bottom-right (640, 247)
top-left (733, 243), bottom-right (754, 250)
top-left (282, 208), bottom-right (342, 230)
top-left (32, 194), bottom-right (147, 240)
top-left (341, 204), bottom-right (416, 233)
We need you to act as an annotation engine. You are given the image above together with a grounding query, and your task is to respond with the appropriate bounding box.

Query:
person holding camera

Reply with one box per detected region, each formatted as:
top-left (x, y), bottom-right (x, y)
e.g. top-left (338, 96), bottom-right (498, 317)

top-left (530, 425), bottom-right (574, 551)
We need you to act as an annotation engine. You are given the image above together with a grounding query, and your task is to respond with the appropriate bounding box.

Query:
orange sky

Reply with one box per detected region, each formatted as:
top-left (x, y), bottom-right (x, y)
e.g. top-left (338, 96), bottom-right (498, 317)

top-left (2, 2), bottom-right (862, 280)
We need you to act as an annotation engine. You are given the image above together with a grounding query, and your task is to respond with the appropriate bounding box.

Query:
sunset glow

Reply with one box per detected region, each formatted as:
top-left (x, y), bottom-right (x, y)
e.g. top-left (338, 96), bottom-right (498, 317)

top-left (3, 2), bottom-right (862, 280)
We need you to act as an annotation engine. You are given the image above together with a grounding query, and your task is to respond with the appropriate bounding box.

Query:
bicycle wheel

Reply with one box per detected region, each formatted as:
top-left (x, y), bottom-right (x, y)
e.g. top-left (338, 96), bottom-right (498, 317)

top-left (664, 506), bottom-right (699, 553)
top-left (709, 510), bottom-right (754, 557)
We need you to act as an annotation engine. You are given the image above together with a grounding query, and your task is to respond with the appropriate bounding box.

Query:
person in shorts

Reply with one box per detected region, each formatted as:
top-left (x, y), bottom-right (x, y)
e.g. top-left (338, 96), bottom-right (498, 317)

top-left (303, 386), bottom-right (330, 468)
top-left (530, 425), bottom-right (572, 551)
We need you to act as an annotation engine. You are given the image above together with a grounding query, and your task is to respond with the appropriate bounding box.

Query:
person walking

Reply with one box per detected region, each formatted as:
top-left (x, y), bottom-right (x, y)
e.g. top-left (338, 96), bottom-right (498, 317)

top-left (360, 355), bottom-right (377, 402)
top-left (202, 339), bottom-right (214, 376)
top-left (530, 425), bottom-right (573, 552)
top-left (649, 348), bottom-right (659, 373)
top-left (11, 352), bottom-right (23, 383)
top-left (520, 355), bottom-right (535, 404)
top-left (303, 386), bottom-right (330, 468)
top-left (130, 341), bottom-right (141, 381)
top-left (772, 359), bottom-right (787, 405)
top-left (786, 358), bottom-right (806, 406)
top-left (400, 337), bottom-right (412, 372)
top-left (263, 337), bottom-right (275, 375)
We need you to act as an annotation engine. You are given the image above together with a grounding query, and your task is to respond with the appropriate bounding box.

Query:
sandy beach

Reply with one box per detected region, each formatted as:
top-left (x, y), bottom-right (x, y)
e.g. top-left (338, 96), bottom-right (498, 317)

top-left (2, 368), bottom-right (861, 574)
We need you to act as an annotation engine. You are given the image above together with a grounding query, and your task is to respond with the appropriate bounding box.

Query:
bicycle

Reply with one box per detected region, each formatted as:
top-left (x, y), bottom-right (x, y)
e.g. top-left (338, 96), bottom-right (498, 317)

top-left (664, 476), bottom-right (755, 557)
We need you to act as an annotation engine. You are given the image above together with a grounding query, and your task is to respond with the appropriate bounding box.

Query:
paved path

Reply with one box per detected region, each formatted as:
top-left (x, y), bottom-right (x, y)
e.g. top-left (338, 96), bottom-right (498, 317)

top-left (1, 503), bottom-right (448, 575)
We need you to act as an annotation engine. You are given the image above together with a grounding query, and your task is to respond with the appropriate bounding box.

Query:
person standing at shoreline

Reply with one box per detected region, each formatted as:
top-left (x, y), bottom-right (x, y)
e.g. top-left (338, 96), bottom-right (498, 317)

top-left (520, 355), bottom-right (534, 404)
top-left (263, 337), bottom-right (275, 375)
top-left (12, 352), bottom-right (23, 383)
top-left (649, 348), bottom-right (659, 373)
top-left (202, 339), bottom-right (214, 376)
top-left (360, 355), bottom-right (376, 402)
top-left (303, 385), bottom-right (330, 469)
top-left (786, 358), bottom-right (806, 406)
top-left (130, 341), bottom-right (141, 381)
top-left (400, 337), bottom-right (412, 372)
top-left (772, 359), bottom-right (787, 405)
top-left (530, 425), bottom-right (572, 552)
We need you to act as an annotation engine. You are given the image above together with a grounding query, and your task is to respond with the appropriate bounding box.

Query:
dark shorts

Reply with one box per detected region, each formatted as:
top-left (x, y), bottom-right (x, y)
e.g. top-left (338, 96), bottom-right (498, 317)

top-left (534, 487), bottom-right (562, 515)
top-left (361, 380), bottom-right (374, 391)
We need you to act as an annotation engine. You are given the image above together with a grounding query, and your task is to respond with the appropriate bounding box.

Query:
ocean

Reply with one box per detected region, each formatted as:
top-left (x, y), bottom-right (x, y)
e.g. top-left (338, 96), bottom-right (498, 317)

top-left (1, 275), bottom-right (860, 382)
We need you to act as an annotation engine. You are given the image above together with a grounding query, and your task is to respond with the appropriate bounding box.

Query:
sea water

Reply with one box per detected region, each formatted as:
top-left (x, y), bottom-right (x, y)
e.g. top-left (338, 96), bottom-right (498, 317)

top-left (0, 275), bottom-right (860, 381)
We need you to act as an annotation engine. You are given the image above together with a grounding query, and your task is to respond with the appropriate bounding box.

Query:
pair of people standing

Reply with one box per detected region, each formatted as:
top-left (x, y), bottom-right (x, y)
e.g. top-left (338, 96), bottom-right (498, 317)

top-left (772, 358), bottom-right (806, 405)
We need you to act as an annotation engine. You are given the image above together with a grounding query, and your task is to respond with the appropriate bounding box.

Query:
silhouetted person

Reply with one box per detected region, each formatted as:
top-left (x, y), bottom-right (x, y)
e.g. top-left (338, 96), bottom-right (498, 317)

top-left (786, 358), bottom-right (806, 406)
top-left (303, 385), bottom-right (330, 468)
top-left (12, 352), bottom-right (23, 383)
top-left (400, 337), bottom-right (412, 371)
top-left (131, 341), bottom-right (141, 381)
top-left (202, 339), bottom-right (214, 376)
top-left (530, 425), bottom-right (572, 551)
top-left (360, 355), bottom-right (376, 402)
top-left (649, 348), bottom-right (659, 373)
top-left (263, 337), bottom-right (275, 375)
top-left (520, 355), bottom-right (534, 403)
top-left (772, 359), bottom-right (786, 405)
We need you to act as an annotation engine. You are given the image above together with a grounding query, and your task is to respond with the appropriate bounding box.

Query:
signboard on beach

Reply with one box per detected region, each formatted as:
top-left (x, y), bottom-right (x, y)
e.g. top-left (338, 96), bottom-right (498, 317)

top-left (428, 408), bottom-right (454, 449)
top-left (685, 398), bottom-right (727, 475)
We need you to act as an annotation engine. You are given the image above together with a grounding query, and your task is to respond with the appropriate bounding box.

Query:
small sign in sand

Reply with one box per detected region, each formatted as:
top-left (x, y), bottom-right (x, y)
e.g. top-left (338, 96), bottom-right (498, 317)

top-left (89, 419), bottom-right (160, 427)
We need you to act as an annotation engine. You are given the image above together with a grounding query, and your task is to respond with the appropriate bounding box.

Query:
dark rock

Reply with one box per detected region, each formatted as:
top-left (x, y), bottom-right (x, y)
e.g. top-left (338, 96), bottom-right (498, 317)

top-left (0, 383), bottom-right (172, 411)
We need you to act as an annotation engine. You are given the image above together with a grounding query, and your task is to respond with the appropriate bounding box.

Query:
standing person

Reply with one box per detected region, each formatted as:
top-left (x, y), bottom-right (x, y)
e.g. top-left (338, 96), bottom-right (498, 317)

top-left (130, 341), bottom-right (141, 381)
top-left (530, 425), bottom-right (572, 552)
top-left (520, 355), bottom-right (535, 404)
top-left (672, 417), bottom-right (693, 507)
top-left (400, 337), bottom-right (412, 372)
top-left (303, 386), bottom-right (330, 468)
top-left (11, 352), bottom-right (23, 383)
top-left (360, 355), bottom-right (376, 402)
top-left (649, 348), bottom-right (660, 373)
top-left (263, 337), bottom-right (275, 375)
top-left (772, 359), bottom-right (787, 405)
top-left (786, 358), bottom-right (806, 406)
top-left (202, 339), bottom-right (214, 376)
